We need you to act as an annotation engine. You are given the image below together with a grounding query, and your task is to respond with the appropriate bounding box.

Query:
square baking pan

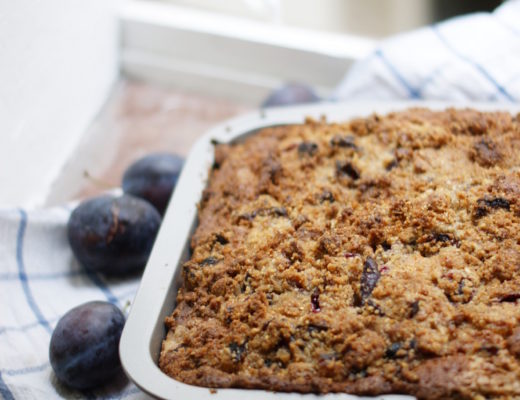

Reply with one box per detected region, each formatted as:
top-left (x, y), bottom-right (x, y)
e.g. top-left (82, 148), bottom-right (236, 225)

top-left (119, 101), bottom-right (520, 400)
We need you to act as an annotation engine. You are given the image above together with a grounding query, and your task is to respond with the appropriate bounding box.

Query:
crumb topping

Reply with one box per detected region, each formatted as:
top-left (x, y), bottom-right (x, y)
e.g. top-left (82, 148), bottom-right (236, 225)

top-left (160, 108), bottom-right (520, 399)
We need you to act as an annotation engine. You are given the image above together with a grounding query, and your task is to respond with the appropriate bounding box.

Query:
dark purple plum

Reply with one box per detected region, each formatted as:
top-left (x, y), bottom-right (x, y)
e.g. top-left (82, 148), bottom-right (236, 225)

top-left (122, 153), bottom-right (184, 215)
top-left (49, 301), bottom-right (125, 389)
top-left (360, 257), bottom-right (380, 305)
top-left (262, 83), bottom-right (320, 108)
top-left (67, 194), bottom-right (161, 275)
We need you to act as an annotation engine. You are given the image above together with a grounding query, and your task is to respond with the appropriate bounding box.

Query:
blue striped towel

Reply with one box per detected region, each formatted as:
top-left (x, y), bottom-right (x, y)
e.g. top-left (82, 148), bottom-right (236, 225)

top-left (333, 0), bottom-right (520, 102)
top-left (0, 207), bottom-right (145, 399)
top-left (1, 1), bottom-right (520, 399)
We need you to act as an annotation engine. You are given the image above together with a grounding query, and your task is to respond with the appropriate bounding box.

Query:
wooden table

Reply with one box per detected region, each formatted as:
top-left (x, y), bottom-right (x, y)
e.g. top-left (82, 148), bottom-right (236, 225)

top-left (49, 80), bottom-right (252, 204)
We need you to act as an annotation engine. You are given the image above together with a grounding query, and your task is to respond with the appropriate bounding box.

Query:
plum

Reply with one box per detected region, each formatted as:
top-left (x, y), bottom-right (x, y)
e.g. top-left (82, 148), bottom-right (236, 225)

top-left (68, 194), bottom-right (161, 275)
top-left (262, 83), bottom-right (320, 108)
top-left (49, 301), bottom-right (125, 389)
top-left (122, 153), bottom-right (184, 215)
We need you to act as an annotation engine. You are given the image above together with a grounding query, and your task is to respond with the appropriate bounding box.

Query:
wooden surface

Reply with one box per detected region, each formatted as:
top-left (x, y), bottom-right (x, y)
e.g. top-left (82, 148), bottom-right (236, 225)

top-left (60, 80), bottom-right (252, 202)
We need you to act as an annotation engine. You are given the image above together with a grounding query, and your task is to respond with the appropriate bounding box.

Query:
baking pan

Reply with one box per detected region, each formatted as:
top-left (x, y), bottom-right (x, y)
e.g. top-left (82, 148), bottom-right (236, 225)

top-left (120, 101), bottom-right (520, 400)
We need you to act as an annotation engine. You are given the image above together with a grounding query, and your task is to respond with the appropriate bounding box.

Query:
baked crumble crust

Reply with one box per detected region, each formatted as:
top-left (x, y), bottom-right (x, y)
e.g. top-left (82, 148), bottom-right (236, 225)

top-left (159, 108), bottom-right (520, 399)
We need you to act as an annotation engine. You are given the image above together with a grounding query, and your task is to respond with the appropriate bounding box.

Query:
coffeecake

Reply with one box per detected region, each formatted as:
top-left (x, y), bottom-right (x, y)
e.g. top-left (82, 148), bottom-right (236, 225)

top-left (160, 108), bottom-right (520, 399)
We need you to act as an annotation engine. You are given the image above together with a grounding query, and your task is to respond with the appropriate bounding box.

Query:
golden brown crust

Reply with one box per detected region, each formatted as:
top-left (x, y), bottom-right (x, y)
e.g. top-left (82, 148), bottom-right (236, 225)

top-left (160, 108), bottom-right (520, 399)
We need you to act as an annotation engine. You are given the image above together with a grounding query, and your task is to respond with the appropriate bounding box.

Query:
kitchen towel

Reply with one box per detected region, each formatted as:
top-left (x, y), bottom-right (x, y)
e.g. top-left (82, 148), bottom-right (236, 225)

top-left (0, 206), bottom-right (145, 399)
top-left (333, 0), bottom-right (520, 102)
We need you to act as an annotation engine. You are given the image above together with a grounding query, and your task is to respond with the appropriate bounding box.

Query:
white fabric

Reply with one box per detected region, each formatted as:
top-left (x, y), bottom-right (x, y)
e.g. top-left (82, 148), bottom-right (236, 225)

top-left (333, 0), bottom-right (520, 102)
top-left (0, 206), bottom-right (147, 399)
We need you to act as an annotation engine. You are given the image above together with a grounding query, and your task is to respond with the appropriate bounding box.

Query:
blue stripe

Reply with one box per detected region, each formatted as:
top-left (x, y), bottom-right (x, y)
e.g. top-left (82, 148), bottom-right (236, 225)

top-left (0, 372), bottom-right (15, 400)
top-left (113, 288), bottom-right (137, 304)
top-left (16, 209), bottom-right (53, 335)
top-left (0, 270), bottom-right (87, 281)
top-left (375, 49), bottom-right (421, 99)
top-left (0, 316), bottom-right (60, 335)
top-left (486, 70), bottom-right (520, 100)
top-left (431, 25), bottom-right (516, 101)
top-left (1, 363), bottom-right (49, 376)
top-left (84, 270), bottom-right (119, 306)
top-left (0, 288), bottom-right (135, 335)
top-left (417, 63), bottom-right (447, 92)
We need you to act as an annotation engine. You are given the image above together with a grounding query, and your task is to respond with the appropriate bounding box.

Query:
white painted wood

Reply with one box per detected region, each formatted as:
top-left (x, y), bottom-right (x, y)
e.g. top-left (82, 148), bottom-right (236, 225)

top-left (0, 0), bottom-right (119, 208)
top-left (120, 0), bottom-right (376, 104)
top-left (122, 50), bottom-right (282, 105)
